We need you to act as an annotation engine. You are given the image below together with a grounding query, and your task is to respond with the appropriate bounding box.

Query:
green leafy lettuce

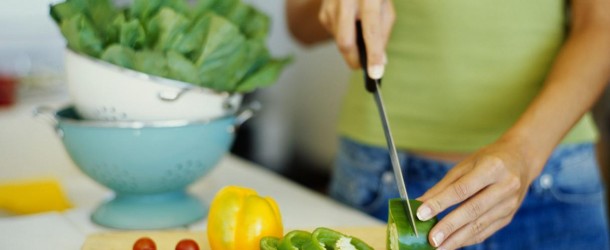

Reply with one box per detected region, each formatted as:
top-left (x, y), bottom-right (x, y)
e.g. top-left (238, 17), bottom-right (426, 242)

top-left (50, 0), bottom-right (290, 93)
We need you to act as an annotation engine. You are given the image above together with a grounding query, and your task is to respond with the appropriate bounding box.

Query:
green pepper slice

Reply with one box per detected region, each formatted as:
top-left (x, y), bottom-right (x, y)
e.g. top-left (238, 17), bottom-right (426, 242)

top-left (312, 227), bottom-right (373, 250)
top-left (261, 236), bottom-right (280, 250)
top-left (278, 230), bottom-right (324, 250)
top-left (387, 199), bottom-right (438, 250)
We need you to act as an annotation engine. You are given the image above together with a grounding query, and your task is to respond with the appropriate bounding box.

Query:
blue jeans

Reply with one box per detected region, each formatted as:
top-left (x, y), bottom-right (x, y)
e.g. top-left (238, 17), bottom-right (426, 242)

top-left (330, 137), bottom-right (610, 250)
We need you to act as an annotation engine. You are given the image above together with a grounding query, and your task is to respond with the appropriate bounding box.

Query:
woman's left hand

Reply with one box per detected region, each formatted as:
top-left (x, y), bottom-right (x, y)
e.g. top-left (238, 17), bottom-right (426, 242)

top-left (416, 138), bottom-right (543, 250)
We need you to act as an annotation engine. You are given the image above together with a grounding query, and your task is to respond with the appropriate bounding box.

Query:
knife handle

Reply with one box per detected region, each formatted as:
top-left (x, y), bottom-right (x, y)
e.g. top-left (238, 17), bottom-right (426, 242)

top-left (356, 21), bottom-right (380, 93)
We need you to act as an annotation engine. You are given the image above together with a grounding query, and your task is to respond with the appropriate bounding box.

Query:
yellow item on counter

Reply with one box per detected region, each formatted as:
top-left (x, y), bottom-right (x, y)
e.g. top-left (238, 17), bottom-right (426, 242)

top-left (207, 185), bottom-right (283, 250)
top-left (0, 179), bottom-right (72, 215)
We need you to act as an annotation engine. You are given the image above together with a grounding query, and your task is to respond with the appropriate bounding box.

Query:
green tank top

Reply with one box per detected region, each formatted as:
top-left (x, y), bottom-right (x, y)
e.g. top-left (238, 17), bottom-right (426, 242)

top-left (338, 0), bottom-right (597, 152)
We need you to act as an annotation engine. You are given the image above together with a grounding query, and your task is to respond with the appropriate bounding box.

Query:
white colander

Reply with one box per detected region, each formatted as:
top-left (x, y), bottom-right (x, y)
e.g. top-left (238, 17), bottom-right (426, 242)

top-left (65, 49), bottom-right (242, 121)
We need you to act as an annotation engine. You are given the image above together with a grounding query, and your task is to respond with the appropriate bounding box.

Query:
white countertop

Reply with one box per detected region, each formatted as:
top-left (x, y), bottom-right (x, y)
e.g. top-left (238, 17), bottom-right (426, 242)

top-left (0, 89), bottom-right (381, 249)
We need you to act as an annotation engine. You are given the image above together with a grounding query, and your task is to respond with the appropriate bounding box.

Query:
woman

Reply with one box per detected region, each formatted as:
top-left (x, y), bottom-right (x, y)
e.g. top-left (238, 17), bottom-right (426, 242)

top-left (286, 0), bottom-right (610, 249)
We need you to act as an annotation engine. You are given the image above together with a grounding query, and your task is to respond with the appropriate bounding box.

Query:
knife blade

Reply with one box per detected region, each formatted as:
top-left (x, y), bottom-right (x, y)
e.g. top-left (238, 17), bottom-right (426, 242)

top-left (355, 21), bottom-right (419, 237)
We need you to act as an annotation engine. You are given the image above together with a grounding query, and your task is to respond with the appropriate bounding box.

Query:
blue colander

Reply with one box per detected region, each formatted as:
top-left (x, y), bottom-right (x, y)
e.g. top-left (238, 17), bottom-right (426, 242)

top-left (36, 105), bottom-right (254, 229)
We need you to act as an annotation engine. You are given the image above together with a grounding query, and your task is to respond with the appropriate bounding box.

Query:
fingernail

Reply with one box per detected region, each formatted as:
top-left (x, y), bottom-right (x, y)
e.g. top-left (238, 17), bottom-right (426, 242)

top-left (432, 232), bottom-right (445, 247)
top-left (368, 64), bottom-right (384, 79)
top-left (417, 205), bottom-right (432, 221)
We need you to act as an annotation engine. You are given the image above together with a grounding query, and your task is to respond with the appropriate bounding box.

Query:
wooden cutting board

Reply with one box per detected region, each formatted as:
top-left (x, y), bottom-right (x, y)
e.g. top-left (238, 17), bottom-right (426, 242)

top-left (82, 226), bottom-right (387, 250)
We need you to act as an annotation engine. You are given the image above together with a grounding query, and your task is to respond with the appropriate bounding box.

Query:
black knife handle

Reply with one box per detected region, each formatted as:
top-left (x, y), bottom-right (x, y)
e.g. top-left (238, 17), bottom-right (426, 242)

top-left (356, 21), bottom-right (380, 93)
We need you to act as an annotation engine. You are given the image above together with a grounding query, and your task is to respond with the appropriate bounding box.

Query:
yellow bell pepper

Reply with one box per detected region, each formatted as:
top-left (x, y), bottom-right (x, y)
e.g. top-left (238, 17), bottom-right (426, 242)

top-left (207, 186), bottom-right (283, 250)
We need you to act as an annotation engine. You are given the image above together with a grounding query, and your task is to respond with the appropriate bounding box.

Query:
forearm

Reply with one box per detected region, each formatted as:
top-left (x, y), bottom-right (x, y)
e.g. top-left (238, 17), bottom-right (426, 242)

top-left (503, 8), bottom-right (610, 175)
top-left (285, 0), bottom-right (332, 45)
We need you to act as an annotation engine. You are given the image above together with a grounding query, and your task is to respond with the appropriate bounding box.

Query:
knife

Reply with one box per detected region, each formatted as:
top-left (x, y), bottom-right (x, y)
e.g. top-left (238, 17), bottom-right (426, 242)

top-left (355, 21), bottom-right (419, 237)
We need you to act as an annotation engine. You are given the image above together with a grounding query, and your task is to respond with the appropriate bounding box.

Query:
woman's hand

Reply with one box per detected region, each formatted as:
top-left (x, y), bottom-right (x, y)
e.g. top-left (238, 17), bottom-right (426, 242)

top-left (318, 0), bottom-right (395, 78)
top-left (416, 138), bottom-right (544, 250)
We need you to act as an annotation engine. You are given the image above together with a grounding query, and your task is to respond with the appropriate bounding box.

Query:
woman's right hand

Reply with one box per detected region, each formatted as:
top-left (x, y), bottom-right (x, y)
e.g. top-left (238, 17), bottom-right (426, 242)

top-left (318, 0), bottom-right (395, 79)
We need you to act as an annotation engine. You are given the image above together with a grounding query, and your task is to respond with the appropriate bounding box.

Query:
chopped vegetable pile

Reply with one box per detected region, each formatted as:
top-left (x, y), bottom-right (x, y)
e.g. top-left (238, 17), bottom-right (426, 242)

top-left (50, 0), bottom-right (291, 93)
top-left (261, 227), bottom-right (374, 250)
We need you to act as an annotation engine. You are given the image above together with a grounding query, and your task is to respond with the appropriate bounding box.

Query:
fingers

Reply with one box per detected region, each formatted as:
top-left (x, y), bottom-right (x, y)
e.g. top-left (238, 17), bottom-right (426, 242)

top-left (417, 156), bottom-right (503, 221)
top-left (427, 181), bottom-right (520, 248)
top-left (380, 0), bottom-right (395, 64)
top-left (435, 197), bottom-right (518, 249)
top-left (318, 0), bottom-right (393, 73)
top-left (417, 161), bottom-right (471, 201)
top-left (417, 154), bottom-right (525, 249)
top-left (359, 0), bottom-right (384, 79)
top-left (318, 0), bottom-right (360, 68)
top-left (417, 167), bottom-right (494, 222)
top-left (335, 1), bottom-right (359, 68)
top-left (318, 0), bottom-right (335, 33)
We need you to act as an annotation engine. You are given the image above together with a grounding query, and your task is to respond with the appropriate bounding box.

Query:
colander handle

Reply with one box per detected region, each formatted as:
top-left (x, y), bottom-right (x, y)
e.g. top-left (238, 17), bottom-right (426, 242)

top-left (33, 106), bottom-right (63, 137)
top-left (234, 102), bottom-right (261, 128)
top-left (33, 106), bottom-right (59, 127)
top-left (222, 94), bottom-right (241, 112)
top-left (157, 87), bottom-right (191, 102)
top-left (158, 87), bottom-right (237, 108)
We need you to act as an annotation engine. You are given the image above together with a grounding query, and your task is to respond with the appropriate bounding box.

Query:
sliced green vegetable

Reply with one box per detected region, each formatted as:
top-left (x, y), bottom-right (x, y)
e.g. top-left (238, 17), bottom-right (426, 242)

top-left (278, 230), bottom-right (324, 250)
top-left (311, 227), bottom-right (340, 249)
top-left (260, 236), bottom-right (281, 250)
top-left (311, 227), bottom-right (373, 250)
top-left (387, 199), bottom-right (437, 250)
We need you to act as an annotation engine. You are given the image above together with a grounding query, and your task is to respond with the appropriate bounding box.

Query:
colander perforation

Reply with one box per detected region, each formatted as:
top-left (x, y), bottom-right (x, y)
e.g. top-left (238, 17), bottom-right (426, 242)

top-left (89, 163), bottom-right (139, 192)
top-left (160, 160), bottom-right (207, 190)
top-left (93, 106), bottom-right (130, 121)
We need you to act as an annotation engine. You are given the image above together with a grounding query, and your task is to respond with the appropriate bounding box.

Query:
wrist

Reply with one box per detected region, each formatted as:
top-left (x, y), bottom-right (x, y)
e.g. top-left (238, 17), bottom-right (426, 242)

top-left (498, 129), bottom-right (552, 180)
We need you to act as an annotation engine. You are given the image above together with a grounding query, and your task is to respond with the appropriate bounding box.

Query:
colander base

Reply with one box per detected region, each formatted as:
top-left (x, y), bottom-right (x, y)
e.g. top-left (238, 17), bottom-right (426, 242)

top-left (91, 190), bottom-right (206, 229)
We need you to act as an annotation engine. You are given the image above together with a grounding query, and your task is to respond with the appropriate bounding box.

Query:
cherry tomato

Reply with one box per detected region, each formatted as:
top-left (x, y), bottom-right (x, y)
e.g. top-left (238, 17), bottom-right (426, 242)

top-left (133, 237), bottom-right (156, 250)
top-left (175, 239), bottom-right (200, 250)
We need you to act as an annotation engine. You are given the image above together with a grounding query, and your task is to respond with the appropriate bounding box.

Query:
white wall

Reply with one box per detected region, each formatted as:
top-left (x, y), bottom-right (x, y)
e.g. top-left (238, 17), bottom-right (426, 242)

top-left (0, 0), bottom-right (66, 97)
top-left (245, 1), bottom-right (351, 172)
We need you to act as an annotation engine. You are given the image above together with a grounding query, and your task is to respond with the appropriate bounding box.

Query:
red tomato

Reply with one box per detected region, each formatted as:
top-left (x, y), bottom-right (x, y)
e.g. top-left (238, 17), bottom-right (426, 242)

top-left (133, 237), bottom-right (156, 250)
top-left (175, 239), bottom-right (200, 250)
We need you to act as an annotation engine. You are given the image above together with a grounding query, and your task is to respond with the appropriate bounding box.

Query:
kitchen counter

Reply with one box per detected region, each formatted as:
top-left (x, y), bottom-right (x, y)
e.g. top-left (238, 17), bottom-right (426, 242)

top-left (0, 89), bottom-right (382, 249)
